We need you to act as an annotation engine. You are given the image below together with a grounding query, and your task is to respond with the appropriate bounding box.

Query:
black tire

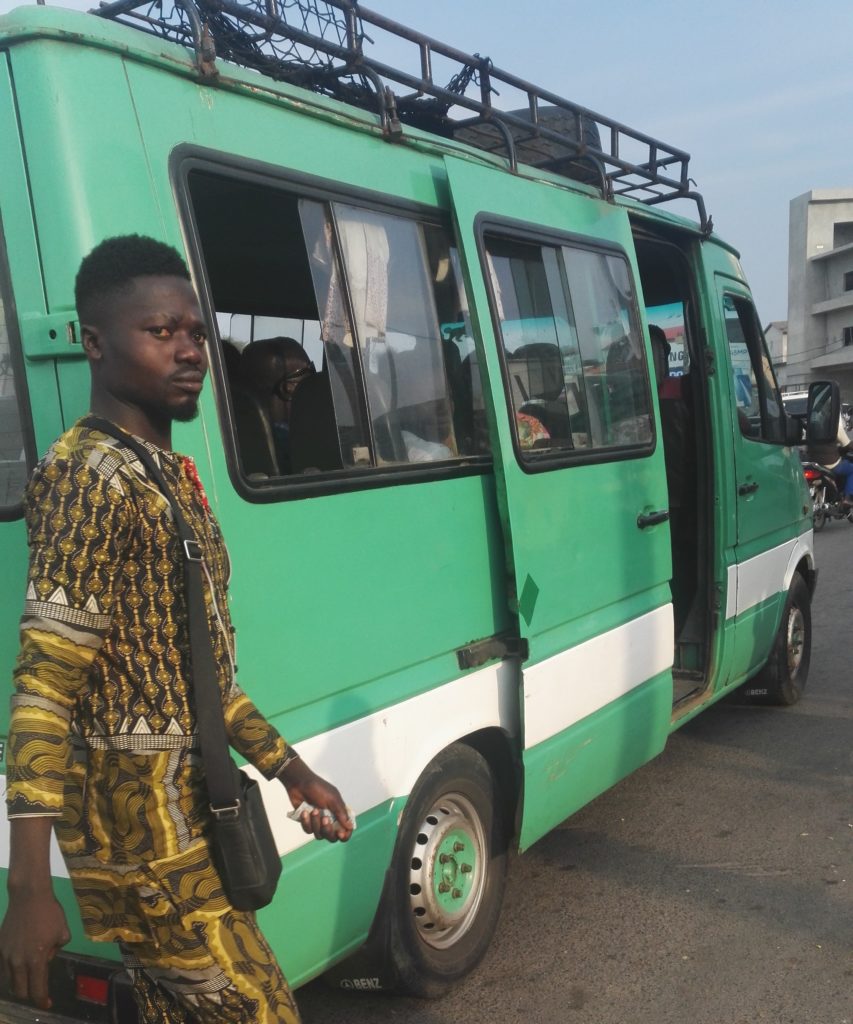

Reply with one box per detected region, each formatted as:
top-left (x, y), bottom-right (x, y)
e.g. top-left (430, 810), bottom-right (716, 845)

top-left (377, 743), bottom-right (509, 998)
top-left (812, 490), bottom-right (827, 532)
top-left (743, 573), bottom-right (811, 706)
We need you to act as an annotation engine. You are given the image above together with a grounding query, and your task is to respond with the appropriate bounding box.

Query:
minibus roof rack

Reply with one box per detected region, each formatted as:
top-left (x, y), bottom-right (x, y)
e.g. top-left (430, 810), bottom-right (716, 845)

top-left (93, 0), bottom-right (711, 231)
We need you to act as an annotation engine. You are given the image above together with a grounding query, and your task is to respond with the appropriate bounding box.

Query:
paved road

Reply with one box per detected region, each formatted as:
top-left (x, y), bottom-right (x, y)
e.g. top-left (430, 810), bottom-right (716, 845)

top-left (298, 526), bottom-right (852, 1024)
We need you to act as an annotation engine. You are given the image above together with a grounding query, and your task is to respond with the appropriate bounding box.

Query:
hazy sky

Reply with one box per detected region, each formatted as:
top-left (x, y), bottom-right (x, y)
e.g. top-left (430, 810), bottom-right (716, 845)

top-left (1, 0), bottom-right (850, 322)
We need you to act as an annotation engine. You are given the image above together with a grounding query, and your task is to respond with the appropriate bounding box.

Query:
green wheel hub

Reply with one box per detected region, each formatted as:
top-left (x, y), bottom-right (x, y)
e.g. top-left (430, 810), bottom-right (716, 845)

top-left (408, 792), bottom-right (487, 950)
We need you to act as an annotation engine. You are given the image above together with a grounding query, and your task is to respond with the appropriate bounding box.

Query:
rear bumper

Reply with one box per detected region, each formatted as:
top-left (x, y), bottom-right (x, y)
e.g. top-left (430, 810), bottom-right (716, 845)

top-left (0, 952), bottom-right (138, 1024)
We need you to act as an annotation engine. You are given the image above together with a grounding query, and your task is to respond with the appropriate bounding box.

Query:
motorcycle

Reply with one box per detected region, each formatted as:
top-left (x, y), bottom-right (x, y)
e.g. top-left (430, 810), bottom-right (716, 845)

top-left (801, 460), bottom-right (853, 531)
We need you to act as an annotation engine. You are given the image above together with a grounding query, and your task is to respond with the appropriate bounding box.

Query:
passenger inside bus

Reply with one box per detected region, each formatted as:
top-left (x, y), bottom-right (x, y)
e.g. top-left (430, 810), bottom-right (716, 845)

top-left (650, 324), bottom-right (696, 635)
top-left (241, 337), bottom-right (315, 475)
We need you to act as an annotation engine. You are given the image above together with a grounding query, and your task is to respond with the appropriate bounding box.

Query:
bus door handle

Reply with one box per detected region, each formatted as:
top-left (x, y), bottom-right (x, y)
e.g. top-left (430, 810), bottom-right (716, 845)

top-left (738, 481), bottom-right (760, 496)
top-left (456, 632), bottom-right (529, 670)
top-left (637, 509), bottom-right (670, 529)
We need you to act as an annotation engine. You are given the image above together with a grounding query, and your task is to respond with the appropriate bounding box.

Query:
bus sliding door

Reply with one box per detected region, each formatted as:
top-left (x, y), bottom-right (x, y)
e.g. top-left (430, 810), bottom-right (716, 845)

top-left (445, 156), bottom-right (674, 849)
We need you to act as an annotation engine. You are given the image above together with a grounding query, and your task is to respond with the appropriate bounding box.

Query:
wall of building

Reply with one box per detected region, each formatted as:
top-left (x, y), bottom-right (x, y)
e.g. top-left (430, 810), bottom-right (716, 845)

top-left (764, 322), bottom-right (788, 389)
top-left (787, 189), bottom-right (853, 402)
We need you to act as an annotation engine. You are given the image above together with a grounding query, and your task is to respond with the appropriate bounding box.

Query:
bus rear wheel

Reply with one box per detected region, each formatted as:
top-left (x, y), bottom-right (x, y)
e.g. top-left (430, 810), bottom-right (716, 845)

top-left (380, 743), bottom-right (509, 998)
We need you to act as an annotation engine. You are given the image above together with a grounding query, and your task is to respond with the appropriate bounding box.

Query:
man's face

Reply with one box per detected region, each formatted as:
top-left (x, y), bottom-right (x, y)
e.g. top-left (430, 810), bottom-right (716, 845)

top-left (85, 275), bottom-right (208, 425)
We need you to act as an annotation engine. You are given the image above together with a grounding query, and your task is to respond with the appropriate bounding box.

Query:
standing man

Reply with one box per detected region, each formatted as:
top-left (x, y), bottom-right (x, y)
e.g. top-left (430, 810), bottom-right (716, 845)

top-left (0, 235), bottom-right (352, 1023)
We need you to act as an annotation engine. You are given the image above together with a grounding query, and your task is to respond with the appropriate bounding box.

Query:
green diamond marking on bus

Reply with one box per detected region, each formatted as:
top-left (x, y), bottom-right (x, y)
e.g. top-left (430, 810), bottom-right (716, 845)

top-left (519, 575), bottom-right (540, 627)
top-left (434, 829), bottom-right (475, 912)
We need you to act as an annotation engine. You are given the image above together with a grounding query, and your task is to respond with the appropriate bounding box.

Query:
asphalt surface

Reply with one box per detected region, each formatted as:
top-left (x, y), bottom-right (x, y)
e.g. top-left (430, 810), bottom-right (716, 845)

top-left (298, 526), bottom-right (852, 1024)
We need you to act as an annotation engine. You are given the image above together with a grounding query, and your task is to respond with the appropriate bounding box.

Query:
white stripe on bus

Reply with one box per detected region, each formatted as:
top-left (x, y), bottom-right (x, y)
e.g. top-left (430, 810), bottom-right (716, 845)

top-left (725, 532), bottom-right (813, 621)
top-left (1, 602), bottom-right (683, 870)
top-left (0, 659), bottom-right (519, 867)
top-left (522, 604), bottom-right (674, 750)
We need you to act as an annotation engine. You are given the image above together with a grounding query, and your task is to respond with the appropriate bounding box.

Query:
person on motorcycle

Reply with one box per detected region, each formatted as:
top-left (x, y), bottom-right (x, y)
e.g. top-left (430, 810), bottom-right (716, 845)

top-left (806, 419), bottom-right (853, 509)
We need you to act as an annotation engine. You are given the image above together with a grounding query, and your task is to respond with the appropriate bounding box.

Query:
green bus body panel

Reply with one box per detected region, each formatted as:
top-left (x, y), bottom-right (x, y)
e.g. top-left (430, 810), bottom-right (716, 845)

top-left (258, 802), bottom-right (401, 986)
top-left (519, 672), bottom-right (672, 851)
top-left (726, 590), bottom-right (786, 682)
top-left (0, 54), bottom-right (57, 705)
top-left (444, 157), bottom-right (672, 658)
top-left (705, 261), bottom-right (811, 688)
top-left (0, 16), bottom-right (511, 985)
top-left (213, 469), bottom-right (509, 738)
top-left (0, 54), bottom-right (65, 454)
top-left (444, 157), bottom-right (673, 850)
top-left (714, 274), bottom-right (807, 556)
top-left (10, 43), bottom-right (171, 315)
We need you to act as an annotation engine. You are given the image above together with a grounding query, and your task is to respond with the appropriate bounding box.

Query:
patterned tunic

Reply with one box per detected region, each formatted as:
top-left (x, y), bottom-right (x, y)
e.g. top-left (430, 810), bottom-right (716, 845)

top-left (6, 420), bottom-right (291, 946)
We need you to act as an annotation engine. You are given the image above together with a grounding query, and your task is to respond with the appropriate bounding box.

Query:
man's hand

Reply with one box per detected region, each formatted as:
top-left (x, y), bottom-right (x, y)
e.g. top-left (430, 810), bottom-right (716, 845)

top-left (0, 891), bottom-right (70, 1009)
top-left (279, 756), bottom-right (354, 843)
top-left (0, 817), bottom-right (70, 1010)
top-left (0, 889), bottom-right (70, 1010)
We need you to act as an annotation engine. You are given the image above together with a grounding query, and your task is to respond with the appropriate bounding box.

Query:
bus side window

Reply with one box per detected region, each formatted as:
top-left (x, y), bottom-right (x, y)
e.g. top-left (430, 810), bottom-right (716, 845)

top-left (484, 233), bottom-right (652, 459)
top-left (329, 204), bottom-right (482, 465)
top-left (186, 169), bottom-right (484, 485)
top-left (0, 239), bottom-right (30, 513)
top-left (723, 294), bottom-right (786, 443)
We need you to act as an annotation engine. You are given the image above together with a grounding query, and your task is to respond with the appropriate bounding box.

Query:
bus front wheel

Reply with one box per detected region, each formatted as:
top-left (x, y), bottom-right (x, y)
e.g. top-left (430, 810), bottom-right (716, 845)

top-left (380, 743), bottom-right (509, 998)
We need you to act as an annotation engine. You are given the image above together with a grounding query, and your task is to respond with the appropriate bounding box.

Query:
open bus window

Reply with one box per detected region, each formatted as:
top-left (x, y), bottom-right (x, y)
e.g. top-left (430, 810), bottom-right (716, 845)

top-left (186, 170), bottom-right (485, 485)
top-left (484, 234), bottom-right (652, 459)
top-left (0, 284), bottom-right (28, 511)
top-left (723, 294), bottom-right (785, 443)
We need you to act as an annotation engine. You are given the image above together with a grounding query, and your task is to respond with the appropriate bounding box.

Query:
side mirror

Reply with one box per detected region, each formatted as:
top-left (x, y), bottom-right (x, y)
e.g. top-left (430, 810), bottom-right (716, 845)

top-left (805, 380), bottom-right (840, 446)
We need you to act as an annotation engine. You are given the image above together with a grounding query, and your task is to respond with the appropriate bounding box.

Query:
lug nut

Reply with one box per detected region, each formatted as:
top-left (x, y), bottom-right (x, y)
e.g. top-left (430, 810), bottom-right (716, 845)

top-left (453, 841), bottom-right (465, 852)
top-left (452, 888), bottom-right (463, 899)
top-left (438, 882), bottom-right (450, 893)
top-left (460, 863), bottom-right (472, 873)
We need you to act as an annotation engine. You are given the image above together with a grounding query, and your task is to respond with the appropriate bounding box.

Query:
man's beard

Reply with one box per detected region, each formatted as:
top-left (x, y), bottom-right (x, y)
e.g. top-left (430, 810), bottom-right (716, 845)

top-left (172, 401), bottom-right (201, 424)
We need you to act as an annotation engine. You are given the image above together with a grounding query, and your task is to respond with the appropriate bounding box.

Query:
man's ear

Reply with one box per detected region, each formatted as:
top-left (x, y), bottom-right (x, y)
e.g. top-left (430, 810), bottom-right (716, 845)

top-left (81, 324), bottom-right (102, 362)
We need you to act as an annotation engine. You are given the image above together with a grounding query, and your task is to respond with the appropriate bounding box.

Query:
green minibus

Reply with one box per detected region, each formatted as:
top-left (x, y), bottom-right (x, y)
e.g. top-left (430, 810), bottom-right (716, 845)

top-left (0, 0), bottom-right (819, 1017)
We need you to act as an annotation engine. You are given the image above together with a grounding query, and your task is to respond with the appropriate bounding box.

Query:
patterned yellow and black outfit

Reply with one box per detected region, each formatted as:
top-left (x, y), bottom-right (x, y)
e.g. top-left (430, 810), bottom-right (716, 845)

top-left (6, 421), bottom-right (300, 1024)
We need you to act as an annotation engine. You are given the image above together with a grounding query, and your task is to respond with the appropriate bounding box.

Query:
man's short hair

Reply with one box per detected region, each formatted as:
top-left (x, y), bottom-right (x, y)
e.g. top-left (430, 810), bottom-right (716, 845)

top-left (75, 234), bottom-right (190, 322)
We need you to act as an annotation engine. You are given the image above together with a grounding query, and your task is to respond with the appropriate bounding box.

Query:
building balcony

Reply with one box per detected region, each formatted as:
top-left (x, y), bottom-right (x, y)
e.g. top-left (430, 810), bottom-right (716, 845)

top-left (809, 240), bottom-right (853, 263)
top-left (811, 292), bottom-right (853, 316)
top-left (811, 347), bottom-right (853, 371)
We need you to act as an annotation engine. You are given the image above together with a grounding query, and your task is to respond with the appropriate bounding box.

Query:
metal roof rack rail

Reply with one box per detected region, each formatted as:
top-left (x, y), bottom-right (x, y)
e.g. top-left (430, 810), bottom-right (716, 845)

top-left (93, 0), bottom-right (711, 231)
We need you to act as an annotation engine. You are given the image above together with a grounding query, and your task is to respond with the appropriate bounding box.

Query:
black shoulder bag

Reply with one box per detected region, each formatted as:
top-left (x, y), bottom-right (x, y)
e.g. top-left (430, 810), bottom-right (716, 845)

top-left (84, 416), bottom-right (282, 911)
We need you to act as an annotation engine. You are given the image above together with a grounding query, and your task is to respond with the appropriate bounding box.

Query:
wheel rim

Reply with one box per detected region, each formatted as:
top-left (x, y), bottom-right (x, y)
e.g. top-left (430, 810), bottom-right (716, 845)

top-left (786, 604), bottom-right (806, 677)
top-left (408, 792), bottom-right (487, 950)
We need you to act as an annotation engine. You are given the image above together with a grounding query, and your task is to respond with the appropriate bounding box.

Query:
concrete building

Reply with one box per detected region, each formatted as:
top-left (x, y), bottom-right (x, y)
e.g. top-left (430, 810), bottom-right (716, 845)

top-left (764, 320), bottom-right (788, 389)
top-left (787, 188), bottom-right (853, 400)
